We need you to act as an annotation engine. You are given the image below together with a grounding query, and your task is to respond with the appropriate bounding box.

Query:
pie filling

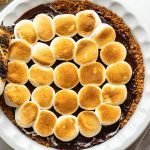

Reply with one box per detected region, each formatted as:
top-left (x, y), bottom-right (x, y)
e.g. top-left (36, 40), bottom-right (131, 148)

top-left (0, 0), bottom-right (144, 149)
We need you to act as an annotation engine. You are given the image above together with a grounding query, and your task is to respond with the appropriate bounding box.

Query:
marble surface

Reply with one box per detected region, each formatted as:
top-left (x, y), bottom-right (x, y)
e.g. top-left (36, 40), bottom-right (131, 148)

top-left (0, 0), bottom-right (150, 150)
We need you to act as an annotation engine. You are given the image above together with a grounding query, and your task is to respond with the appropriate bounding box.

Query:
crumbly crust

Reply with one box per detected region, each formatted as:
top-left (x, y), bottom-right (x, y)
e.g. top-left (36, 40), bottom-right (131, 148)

top-left (0, 0), bottom-right (144, 148)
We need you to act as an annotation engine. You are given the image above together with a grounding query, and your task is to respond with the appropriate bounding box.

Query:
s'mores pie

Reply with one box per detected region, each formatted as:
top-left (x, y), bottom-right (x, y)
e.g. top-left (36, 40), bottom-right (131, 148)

top-left (14, 20), bottom-right (38, 44)
top-left (74, 38), bottom-right (98, 65)
top-left (100, 42), bottom-right (127, 65)
top-left (106, 61), bottom-right (132, 85)
top-left (76, 10), bottom-right (101, 37)
top-left (33, 110), bottom-right (57, 137)
top-left (7, 60), bottom-right (28, 84)
top-left (54, 62), bottom-right (79, 89)
top-left (92, 23), bottom-right (116, 49)
top-left (32, 42), bottom-right (56, 66)
top-left (9, 39), bottom-right (31, 63)
top-left (54, 90), bottom-right (78, 115)
top-left (33, 14), bottom-right (55, 41)
top-left (95, 103), bottom-right (121, 126)
top-left (78, 85), bottom-right (101, 110)
top-left (50, 37), bottom-right (76, 61)
top-left (15, 101), bottom-right (39, 128)
top-left (54, 14), bottom-right (76, 37)
top-left (28, 64), bottom-right (53, 87)
top-left (77, 111), bottom-right (101, 137)
top-left (31, 86), bottom-right (55, 109)
top-left (79, 62), bottom-right (105, 86)
top-left (4, 83), bottom-right (30, 107)
top-left (102, 83), bottom-right (127, 105)
top-left (54, 115), bottom-right (79, 142)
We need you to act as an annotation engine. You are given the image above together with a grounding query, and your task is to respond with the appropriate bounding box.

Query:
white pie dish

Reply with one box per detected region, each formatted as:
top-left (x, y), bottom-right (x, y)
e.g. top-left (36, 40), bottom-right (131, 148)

top-left (0, 0), bottom-right (150, 150)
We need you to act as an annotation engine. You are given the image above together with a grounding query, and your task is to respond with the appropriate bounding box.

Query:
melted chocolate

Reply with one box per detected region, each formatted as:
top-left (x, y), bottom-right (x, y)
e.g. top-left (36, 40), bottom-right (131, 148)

top-left (2, 3), bottom-right (138, 150)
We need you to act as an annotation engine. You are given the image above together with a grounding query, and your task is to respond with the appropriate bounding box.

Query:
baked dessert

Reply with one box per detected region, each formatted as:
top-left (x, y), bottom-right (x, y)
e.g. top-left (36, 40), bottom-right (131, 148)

top-left (0, 0), bottom-right (144, 149)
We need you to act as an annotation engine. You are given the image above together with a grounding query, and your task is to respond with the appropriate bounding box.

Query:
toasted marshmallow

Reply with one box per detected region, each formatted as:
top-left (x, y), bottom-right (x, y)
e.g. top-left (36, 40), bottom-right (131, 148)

top-left (0, 77), bottom-right (6, 95)
top-left (92, 23), bottom-right (116, 49)
top-left (106, 61), bottom-right (132, 85)
top-left (54, 14), bottom-right (76, 37)
top-left (28, 64), bottom-right (53, 87)
top-left (77, 111), bottom-right (101, 137)
top-left (54, 62), bottom-right (79, 89)
top-left (74, 38), bottom-right (98, 65)
top-left (102, 83), bottom-right (127, 105)
top-left (7, 60), bottom-right (28, 84)
top-left (78, 85), bottom-right (101, 110)
top-left (95, 103), bottom-right (121, 125)
top-left (100, 42), bottom-right (127, 65)
top-left (50, 37), bottom-right (76, 61)
top-left (54, 90), bottom-right (78, 115)
top-left (31, 86), bottom-right (55, 109)
top-left (33, 14), bottom-right (55, 41)
top-left (15, 101), bottom-right (39, 128)
top-left (4, 83), bottom-right (30, 107)
top-left (54, 115), bottom-right (79, 142)
top-left (9, 39), bottom-right (31, 63)
top-left (33, 110), bottom-right (57, 137)
top-left (32, 42), bottom-right (56, 66)
top-left (76, 10), bottom-right (101, 37)
top-left (79, 62), bottom-right (105, 86)
top-left (14, 20), bottom-right (38, 44)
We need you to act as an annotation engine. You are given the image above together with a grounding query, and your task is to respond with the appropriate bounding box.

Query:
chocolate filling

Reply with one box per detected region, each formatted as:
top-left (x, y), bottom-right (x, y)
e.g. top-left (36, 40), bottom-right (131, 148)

top-left (0, 0), bottom-right (144, 149)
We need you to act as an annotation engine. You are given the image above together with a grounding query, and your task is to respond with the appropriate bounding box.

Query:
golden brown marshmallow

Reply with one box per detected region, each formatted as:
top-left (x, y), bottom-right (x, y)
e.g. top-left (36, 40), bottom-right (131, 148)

top-left (9, 39), bottom-right (31, 63)
top-left (79, 62), bottom-right (105, 86)
top-left (78, 85), bottom-right (101, 110)
top-left (33, 110), bottom-right (57, 137)
top-left (74, 38), bottom-right (98, 65)
top-left (54, 90), bottom-right (78, 115)
top-left (4, 83), bottom-right (30, 107)
top-left (54, 14), bottom-right (76, 37)
top-left (54, 62), bottom-right (79, 89)
top-left (106, 61), bottom-right (132, 85)
top-left (77, 111), bottom-right (101, 137)
top-left (33, 14), bottom-right (55, 41)
top-left (7, 60), bottom-right (28, 84)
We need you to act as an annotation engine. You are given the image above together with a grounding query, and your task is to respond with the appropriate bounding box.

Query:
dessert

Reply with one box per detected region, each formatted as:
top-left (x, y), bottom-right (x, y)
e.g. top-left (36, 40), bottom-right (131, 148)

top-left (15, 101), bottom-right (39, 128)
top-left (54, 90), bottom-right (78, 115)
top-left (14, 20), bottom-right (38, 44)
top-left (100, 42), bottom-right (127, 65)
top-left (74, 38), bottom-right (98, 65)
top-left (50, 37), bottom-right (75, 61)
top-left (54, 62), bottom-right (79, 89)
top-left (4, 83), bottom-right (30, 107)
top-left (0, 0), bottom-right (144, 149)
top-left (6, 60), bottom-right (28, 84)
top-left (33, 110), bottom-right (57, 137)
top-left (9, 39), bottom-right (31, 63)
top-left (54, 115), bottom-right (79, 142)
top-left (79, 62), bottom-right (105, 86)
top-left (33, 14), bottom-right (55, 41)
top-left (32, 42), bottom-right (55, 66)
top-left (28, 64), bottom-right (53, 87)
top-left (95, 103), bottom-right (121, 126)
top-left (92, 23), bottom-right (116, 48)
top-left (77, 111), bottom-right (101, 137)
top-left (53, 14), bottom-right (76, 37)
top-left (102, 83), bottom-right (127, 105)
top-left (31, 86), bottom-right (55, 109)
top-left (106, 61), bottom-right (132, 85)
top-left (76, 10), bottom-right (101, 37)
top-left (78, 84), bottom-right (101, 110)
